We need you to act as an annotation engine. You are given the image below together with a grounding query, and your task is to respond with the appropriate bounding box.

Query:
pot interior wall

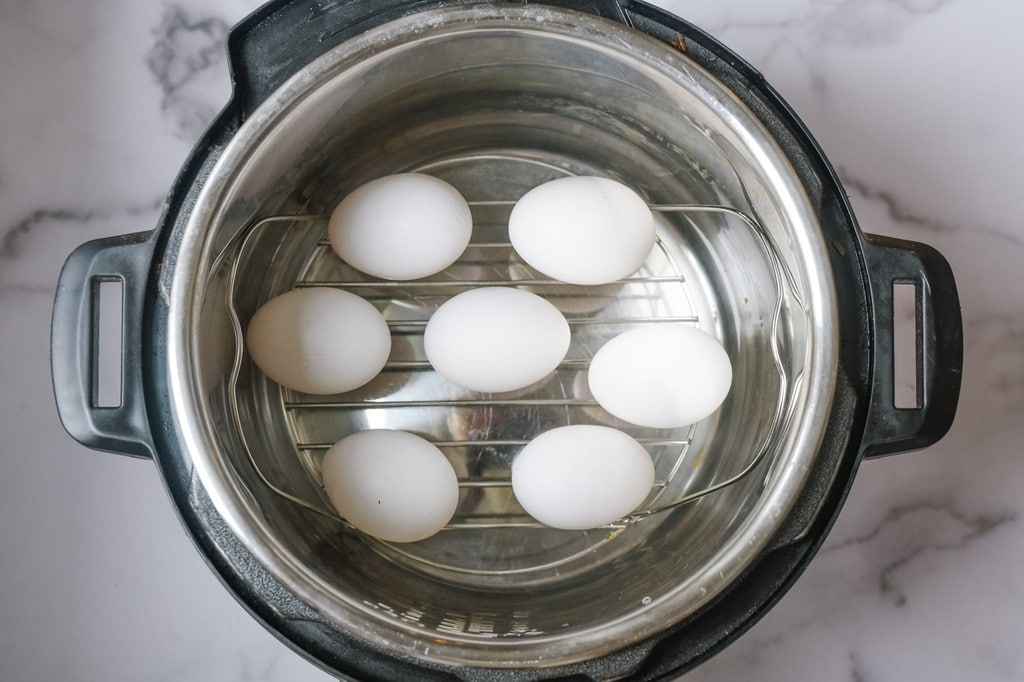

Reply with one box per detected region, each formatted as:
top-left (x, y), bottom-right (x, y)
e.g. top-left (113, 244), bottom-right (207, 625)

top-left (182, 6), bottom-right (827, 669)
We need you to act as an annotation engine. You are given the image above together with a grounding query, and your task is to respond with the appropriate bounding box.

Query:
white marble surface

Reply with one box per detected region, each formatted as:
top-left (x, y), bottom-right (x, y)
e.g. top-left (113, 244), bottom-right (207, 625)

top-left (1, 0), bottom-right (1020, 680)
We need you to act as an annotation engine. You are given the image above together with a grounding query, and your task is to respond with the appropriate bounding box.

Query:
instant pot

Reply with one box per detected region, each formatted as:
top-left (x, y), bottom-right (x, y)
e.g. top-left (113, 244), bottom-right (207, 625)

top-left (51, 1), bottom-right (962, 679)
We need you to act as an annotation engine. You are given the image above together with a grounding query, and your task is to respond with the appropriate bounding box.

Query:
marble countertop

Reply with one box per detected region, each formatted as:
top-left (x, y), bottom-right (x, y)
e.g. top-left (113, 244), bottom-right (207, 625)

top-left (1, 0), bottom-right (1020, 680)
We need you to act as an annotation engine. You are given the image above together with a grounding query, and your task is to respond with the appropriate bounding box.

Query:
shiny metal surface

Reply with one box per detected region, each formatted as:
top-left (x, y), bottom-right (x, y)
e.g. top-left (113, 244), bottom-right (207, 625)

top-left (167, 4), bottom-right (838, 672)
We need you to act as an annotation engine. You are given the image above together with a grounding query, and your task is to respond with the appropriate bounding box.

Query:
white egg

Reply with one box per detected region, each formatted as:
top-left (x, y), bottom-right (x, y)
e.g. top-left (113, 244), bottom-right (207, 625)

top-left (321, 430), bottom-right (459, 543)
top-left (424, 287), bottom-right (570, 393)
top-left (246, 287), bottom-right (391, 395)
top-left (508, 176), bottom-right (656, 285)
top-left (588, 325), bottom-right (732, 429)
top-left (511, 425), bottom-right (655, 530)
top-left (328, 173), bottom-right (472, 280)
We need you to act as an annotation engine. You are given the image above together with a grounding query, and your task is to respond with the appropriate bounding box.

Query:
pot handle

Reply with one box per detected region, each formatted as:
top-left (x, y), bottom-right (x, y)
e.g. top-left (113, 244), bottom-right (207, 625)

top-left (51, 232), bottom-right (155, 459)
top-left (860, 234), bottom-right (962, 458)
top-left (226, 0), bottom-right (632, 116)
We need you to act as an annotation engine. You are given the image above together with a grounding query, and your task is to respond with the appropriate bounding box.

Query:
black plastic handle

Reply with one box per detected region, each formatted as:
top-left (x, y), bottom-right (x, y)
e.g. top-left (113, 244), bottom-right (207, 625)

top-left (51, 232), bottom-right (155, 459)
top-left (860, 234), bottom-right (962, 458)
top-left (226, 0), bottom-right (632, 117)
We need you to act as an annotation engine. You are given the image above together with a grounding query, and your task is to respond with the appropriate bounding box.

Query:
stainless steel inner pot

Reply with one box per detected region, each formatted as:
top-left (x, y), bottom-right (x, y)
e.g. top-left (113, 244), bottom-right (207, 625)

top-left (169, 4), bottom-right (836, 671)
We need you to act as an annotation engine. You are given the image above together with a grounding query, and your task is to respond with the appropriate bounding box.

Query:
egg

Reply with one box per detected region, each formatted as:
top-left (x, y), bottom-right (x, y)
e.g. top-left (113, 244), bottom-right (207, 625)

top-left (511, 425), bottom-right (655, 530)
top-left (588, 325), bottom-right (732, 429)
top-left (328, 173), bottom-right (473, 280)
top-left (246, 287), bottom-right (391, 395)
top-left (321, 430), bottom-right (459, 543)
top-left (508, 175), bottom-right (656, 285)
top-left (424, 287), bottom-right (570, 393)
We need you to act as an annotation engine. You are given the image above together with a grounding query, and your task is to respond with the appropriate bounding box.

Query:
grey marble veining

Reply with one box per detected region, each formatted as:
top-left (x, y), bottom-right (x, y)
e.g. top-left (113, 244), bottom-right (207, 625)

top-left (146, 6), bottom-right (231, 139)
top-left (2, 0), bottom-right (1022, 680)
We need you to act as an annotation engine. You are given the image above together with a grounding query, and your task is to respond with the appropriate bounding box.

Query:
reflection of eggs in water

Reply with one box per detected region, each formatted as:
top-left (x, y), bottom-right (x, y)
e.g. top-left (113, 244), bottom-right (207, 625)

top-left (246, 288), bottom-right (391, 395)
top-left (588, 325), bottom-right (732, 429)
top-left (509, 176), bottom-right (656, 285)
top-left (321, 430), bottom-right (459, 543)
top-left (512, 425), bottom-right (655, 530)
top-left (424, 287), bottom-right (570, 393)
top-left (328, 173), bottom-right (472, 280)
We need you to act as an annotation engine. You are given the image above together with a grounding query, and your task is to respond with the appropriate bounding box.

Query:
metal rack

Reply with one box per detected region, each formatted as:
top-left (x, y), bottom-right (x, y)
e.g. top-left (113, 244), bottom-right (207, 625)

top-left (224, 200), bottom-right (797, 531)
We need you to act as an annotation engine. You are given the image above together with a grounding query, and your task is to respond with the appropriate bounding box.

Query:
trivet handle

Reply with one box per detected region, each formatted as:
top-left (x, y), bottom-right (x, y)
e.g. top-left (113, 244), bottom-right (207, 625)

top-left (51, 232), bottom-right (155, 459)
top-left (225, 0), bottom-right (631, 116)
top-left (861, 234), bottom-right (963, 458)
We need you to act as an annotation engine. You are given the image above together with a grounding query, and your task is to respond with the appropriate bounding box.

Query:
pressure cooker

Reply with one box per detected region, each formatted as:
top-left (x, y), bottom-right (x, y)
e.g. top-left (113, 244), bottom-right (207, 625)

top-left (51, 0), bottom-right (962, 679)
